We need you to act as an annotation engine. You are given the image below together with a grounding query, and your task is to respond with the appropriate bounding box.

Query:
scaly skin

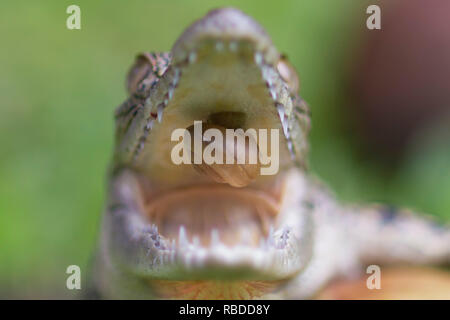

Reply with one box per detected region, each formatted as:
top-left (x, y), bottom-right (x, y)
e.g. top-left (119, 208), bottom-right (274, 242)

top-left (92, 8), bottom-right (450, 299)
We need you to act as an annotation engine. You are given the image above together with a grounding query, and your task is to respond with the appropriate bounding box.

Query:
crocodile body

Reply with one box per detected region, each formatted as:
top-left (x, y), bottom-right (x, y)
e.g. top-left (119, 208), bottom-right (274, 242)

top-left (92, 8), bottom-right (450, 299)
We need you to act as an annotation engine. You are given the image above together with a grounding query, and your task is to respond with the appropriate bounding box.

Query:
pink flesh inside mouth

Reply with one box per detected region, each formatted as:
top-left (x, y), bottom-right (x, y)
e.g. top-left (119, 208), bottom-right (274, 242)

top-left (142, 181), bottom-right (285, 248)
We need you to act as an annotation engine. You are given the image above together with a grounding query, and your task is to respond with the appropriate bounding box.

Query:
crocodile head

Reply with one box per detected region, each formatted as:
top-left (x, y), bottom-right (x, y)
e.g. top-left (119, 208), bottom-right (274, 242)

top-left (109, 8), bottom-right (312, 299)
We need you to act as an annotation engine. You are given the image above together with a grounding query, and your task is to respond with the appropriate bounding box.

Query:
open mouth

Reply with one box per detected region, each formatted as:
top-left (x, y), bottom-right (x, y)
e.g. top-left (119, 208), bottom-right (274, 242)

top-left (131, 168), bottom-right (311, 282)
top-left (145, 184), bottom-right (282, 247)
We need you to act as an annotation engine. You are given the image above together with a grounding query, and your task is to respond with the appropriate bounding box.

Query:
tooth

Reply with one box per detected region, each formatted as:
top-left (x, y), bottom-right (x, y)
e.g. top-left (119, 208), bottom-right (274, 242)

top-left (276, 103), bottom-right (285, 121)
top-left (267, 226), bottom-right (275, 247)
top-left (287, 140), bottom-right (295, 160)
top-left (192, 236), bottom-right (200, 247)
top-left (168, 87), bottom-right (174, 100)
top-left (178, 226), bottom-right (188, 247)
top-left (157, 104), bottom-right (164, 123)
top-left (282, 228), bottom-right (290, 239)
top-left (173, 68), bottom-right (180, 86)
top-left (277, 228), bottom-right (290, 249)
top-left (277, 104), bottom-right (290, 138)
top-left (188, 51), bottom-right (197, 64)
top-left (146, 119), bottom-right (154, 130)
top-left (254, 52), bottom-right (263, 66)
top-left (270, 89), bottom-right (277, 100)
top-left (211, 229), bottom-right (220, 246)
top-left (283, 126), bottom-right (289, 138)
top-left (282, 118), bottom-right (289, 137)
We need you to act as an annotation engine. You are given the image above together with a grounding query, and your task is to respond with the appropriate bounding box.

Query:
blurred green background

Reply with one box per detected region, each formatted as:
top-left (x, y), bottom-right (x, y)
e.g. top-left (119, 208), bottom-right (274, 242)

top-left (0, 0), bottom-right (449, 298)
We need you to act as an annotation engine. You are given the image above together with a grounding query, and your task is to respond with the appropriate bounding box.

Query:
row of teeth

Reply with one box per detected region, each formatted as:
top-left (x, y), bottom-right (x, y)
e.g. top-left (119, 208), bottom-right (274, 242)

top-left (146, 225), bottom-right (292, 269)
top-left (255, 53), bottom-right (295, 157)
top-left (147, 224), bottom-right (290, 252)
top-left (132, 66), bottom-right (180, 160)
top-left (133, 41), bottom-right (295, 161)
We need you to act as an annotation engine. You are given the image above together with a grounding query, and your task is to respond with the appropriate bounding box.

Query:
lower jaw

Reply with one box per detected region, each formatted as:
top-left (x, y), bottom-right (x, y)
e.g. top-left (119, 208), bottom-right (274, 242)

top-left (150, 279), bottom-right (283, 300)
top-left (138, 209), bottom-right (304, 283)
top-left (136, 172), bottom-right (309, 283)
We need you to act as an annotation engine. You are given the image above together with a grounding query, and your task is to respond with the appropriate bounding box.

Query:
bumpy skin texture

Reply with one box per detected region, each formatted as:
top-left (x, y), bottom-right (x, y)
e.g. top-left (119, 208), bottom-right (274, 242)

top-left (92, 8), bottom-right (450, 299)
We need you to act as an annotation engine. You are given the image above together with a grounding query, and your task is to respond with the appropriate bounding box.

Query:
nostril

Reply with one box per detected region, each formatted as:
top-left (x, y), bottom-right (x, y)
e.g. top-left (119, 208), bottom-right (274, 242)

top-left (207, 111), bottom-right (247, 129)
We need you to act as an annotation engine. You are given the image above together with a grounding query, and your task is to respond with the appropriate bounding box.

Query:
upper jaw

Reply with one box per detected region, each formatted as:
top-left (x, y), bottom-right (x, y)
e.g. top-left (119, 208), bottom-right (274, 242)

top-left (130, 8), bottom-right (296, 186)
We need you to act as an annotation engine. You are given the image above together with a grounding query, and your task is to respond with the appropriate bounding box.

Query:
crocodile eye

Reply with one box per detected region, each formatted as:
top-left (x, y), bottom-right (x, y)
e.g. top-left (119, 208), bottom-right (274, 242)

top-left (126, 52), bottom-right (171, 95)
top-left (277, 55), bottom-right (300, 94)
top-left (127, 53), bottom-right (154, 95)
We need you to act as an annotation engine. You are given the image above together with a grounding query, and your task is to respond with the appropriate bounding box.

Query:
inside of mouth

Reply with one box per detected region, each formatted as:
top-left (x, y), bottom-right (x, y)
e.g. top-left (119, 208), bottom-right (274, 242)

top-left (133, 40), bottom-right (293, 248)
top-left (135, 39), bottom-right (294, 186)
top-left (142, 180), bottom-right (285, 248)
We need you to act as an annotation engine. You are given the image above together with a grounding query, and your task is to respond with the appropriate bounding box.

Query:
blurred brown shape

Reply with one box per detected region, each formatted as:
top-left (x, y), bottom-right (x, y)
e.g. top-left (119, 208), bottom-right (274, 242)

top-left (317, 267), bottom-right (450, 300)
top-left (352, 0), bottom-right (450, 159)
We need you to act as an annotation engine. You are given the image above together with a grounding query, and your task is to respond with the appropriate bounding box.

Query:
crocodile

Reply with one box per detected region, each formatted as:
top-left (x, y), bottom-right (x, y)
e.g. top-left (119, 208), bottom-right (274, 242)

top-left (92, 8), bottom-right (450, 299)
